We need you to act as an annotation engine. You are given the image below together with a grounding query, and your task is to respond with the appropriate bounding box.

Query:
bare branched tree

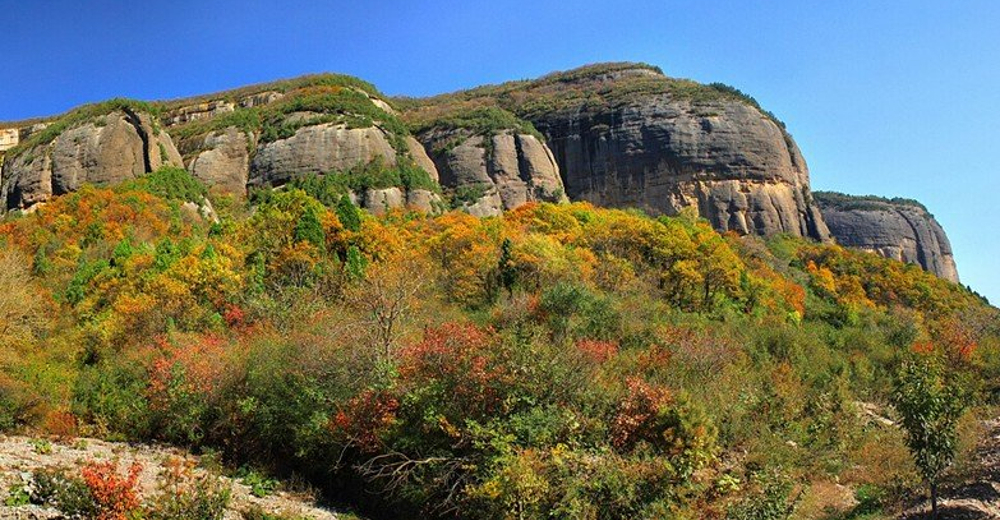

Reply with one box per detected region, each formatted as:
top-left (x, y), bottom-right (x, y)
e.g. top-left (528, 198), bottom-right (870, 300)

top-left (343, 257), bottom-right (430, 360)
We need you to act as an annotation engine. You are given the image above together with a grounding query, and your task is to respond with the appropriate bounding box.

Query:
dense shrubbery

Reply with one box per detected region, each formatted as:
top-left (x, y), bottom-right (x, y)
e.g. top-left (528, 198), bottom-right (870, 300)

top-left (251, 158), bottom-right (439, 208)
top-left (1, 174), bottom-right (997, 519)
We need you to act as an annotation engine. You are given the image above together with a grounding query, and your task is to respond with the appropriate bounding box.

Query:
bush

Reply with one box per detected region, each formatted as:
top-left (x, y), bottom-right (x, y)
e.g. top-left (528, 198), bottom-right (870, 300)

top-left (727, 471), bottom-right (799, 520)
top-left (129, 166), bottom-right (208, 203)
top-left (146, 458), bottom-right (231, 520)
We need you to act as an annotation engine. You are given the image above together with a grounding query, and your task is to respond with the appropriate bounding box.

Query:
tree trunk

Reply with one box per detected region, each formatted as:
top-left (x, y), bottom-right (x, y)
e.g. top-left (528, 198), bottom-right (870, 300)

top-left (930, 480), bottom-right (938, 519)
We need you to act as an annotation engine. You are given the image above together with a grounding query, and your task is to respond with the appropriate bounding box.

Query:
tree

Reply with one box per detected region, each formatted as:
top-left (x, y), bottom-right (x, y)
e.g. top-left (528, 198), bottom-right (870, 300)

top-left (344, 257), bottom-right (427, 359)
top-left (891, 354), bottom-right (967, 518)
top-left (496, 237), bottom-right (516, 297)
top-left (336, 195), bottom-right (362, 233)
top-left (294, 205), bottom-right (326, 251)
top-left (0, 249), bottom-right (44, 344)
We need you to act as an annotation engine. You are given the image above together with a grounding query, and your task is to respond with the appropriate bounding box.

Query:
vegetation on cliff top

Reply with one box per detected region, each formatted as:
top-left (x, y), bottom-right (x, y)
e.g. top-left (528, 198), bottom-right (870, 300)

top-left (2, 169), bottom-right (997, 519)
top-left (814, 190), bottom-right (931, 213)
top-left (400, 61), bottom-right (788, 132)
top-left (3, 98), bottom-right (163, 160)
top-left (168, 83), bottom-right (411, 153)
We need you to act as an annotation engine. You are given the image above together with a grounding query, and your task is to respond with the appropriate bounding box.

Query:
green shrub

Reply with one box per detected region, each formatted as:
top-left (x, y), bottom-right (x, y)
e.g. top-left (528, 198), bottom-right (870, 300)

top-left (4, 482), bottom-right (30, 506)
top-left (146, 462), bottom-right (231, 520)
top-left (294, 206), bottom-right (326, 250)
top-left (129, 166), bottom-right (209, 203)
top-left (726, 471), bottom-right (798, 520)
top-left (238, 468), bottom-right (279, 498)
top-left (337, 195), bottom-right (362, 232)
top-left (30, 468), bottom-right (97, 518)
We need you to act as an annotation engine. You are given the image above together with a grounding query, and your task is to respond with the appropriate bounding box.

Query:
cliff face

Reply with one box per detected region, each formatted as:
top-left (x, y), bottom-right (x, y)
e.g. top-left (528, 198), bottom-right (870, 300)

top-left (814, 192), bottom-right (959, 282)
top-left (2, 109), bottom-right (183, 210)
top-left (1, 75), bottom-right (448, 215)
top-left (403, 63), bottom-right (830, 240)
top-left (0, 64), bottom-right (961, 281)
top-left (416, 127), bottom-right (566, 217)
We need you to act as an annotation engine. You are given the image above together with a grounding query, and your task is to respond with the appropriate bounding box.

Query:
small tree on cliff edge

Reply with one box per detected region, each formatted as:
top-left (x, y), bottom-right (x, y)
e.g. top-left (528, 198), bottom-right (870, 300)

top-left (891, 353), bottom-right (968, 519)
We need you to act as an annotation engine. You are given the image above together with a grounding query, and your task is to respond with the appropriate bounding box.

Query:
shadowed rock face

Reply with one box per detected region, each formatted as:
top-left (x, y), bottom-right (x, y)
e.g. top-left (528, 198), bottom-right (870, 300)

top-left (522, 72), bottom-right (829, 240)
top-left (815, 192), bottom-right (959, 282)
top-left (404, 63), bottom-right (830, 239)
top-left (2, 111), bottom-right (183, 210)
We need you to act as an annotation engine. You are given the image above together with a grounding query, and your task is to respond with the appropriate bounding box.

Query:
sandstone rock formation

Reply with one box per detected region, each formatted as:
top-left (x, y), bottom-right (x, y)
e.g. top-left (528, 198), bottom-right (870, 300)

top-left (0, 66), bottom-right (962, 281)
top-left (250, 123), bottom-right (397, 188)
top-left (405, 63), bottom-right (830, 239)
top-left (416, 130), bottom-right (567, 216)
top-left (815, 192), bottom-right (959, 282)
top-left (187, 127), bottom-right (251, 195)
top-left (531, 98), bottom-right (829, 239)
top-left (1, 110), bottom-right (183, 210)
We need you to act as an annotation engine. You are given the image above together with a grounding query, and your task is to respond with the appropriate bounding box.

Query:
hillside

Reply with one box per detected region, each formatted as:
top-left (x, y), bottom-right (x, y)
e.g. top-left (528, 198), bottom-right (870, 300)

top-left (0, 165), bottom-right (997, 519)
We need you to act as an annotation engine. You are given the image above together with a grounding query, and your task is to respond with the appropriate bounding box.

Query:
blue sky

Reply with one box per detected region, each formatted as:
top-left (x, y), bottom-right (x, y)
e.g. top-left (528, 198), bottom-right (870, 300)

top-left (2, 0), bottom-right (997, 303)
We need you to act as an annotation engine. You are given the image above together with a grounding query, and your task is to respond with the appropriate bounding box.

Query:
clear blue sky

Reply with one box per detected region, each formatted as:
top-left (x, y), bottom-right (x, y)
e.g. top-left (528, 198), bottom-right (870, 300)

top-left (2, 1), bottom-right (997, 303)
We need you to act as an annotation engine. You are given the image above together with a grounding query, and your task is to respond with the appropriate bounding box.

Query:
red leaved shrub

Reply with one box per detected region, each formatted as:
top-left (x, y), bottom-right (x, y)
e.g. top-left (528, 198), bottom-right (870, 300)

top-left (80, 461), bottom-right (143, 520)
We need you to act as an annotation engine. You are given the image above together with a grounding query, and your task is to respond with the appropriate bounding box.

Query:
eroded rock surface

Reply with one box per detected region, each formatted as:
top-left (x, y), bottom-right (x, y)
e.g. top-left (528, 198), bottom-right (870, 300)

top-left (417, 130), bottom-right (567, 215)
top-left (523, 76), bottom-right (829, 239)
top-left (187, 126), bottom-right (252, 195)
top-left (815, 192), bottom-right (959, 282)
top-left (250, 123), bottom-right (398, 187)
top-left (2, 111), bottom-right (183, 210)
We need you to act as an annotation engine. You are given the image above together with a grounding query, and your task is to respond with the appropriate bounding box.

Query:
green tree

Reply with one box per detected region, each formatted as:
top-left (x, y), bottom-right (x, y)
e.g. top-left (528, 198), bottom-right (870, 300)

top-left (891, 354), bottom-right (967, 519)
top-left (294, 206), bottom-right (326, 251)
top-left (336, 195), bottom-right (362, 233)
top-left (497, 237), bottom-right (516, 297)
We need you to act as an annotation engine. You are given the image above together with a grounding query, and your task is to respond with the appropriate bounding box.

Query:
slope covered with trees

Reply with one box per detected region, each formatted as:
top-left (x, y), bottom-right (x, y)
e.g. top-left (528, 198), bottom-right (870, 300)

top-left (0, 168), bottom-right (997, 519)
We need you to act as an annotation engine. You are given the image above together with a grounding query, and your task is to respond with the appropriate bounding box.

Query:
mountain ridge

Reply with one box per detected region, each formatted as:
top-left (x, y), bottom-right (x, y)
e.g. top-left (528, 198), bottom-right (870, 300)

top-left (0, 62), bottom-right (959, 280)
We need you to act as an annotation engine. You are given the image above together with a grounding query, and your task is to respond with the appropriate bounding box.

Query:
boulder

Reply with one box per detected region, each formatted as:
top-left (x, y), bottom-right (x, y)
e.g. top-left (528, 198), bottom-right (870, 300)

top-left (363, 187), bottom-right (405, 215)
top-left (406, 189), bottom-right (444, 214)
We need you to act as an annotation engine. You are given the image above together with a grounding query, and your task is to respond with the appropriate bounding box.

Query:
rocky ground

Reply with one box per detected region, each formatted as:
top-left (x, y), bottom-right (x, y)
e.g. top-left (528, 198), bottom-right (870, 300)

top-left (0, 435), bottom-right (353, 520)
top-left (901, 419), bottom-right (1000, 519)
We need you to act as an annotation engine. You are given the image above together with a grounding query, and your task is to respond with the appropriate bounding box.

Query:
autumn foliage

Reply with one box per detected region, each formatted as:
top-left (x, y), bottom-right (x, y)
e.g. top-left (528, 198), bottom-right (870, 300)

top-left (2, 170), bottom-right (997, 520)
top-left (80, 461), bottom-right (143, 520)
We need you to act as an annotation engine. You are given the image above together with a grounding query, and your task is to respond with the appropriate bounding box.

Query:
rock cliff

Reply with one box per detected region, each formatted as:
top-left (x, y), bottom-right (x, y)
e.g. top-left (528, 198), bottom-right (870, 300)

top-left (814, 192), bottom-right (959, 282)
top-left (0, 64), bottom-right (962, 281)
top-left (415, 125), bottom-right (566, 217)
top-left (162, 75), bottom-right (445, 214)
top-left (2, 108), bottom-right (183, 210)
top-left (403, 63), bottom-right (830, 240)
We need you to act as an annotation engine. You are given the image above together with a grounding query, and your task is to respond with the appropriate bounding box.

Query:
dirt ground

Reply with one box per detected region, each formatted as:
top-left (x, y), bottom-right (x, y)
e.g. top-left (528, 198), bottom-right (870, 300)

top-left (0, 435), bottom-right (346, 520)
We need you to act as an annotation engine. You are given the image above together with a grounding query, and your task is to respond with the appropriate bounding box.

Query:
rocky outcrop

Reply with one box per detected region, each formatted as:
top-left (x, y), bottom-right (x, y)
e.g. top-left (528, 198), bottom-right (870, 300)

top-left (187, 127), bottom-right (252, 195)
top-left (523, 71), bottom-right (828, 239)
top-left (2, 111), bottom-right (183, 210)
top-left (815, 192), bottom-right (959, 282)
top-left (249, 122), bottom-right (398, 187)
top-left (405, 63), bottom-right (830, 239)
top-left (417, 130), bottom-right (567, 216)
top-left (404, 136), bottom-right (439, 182)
